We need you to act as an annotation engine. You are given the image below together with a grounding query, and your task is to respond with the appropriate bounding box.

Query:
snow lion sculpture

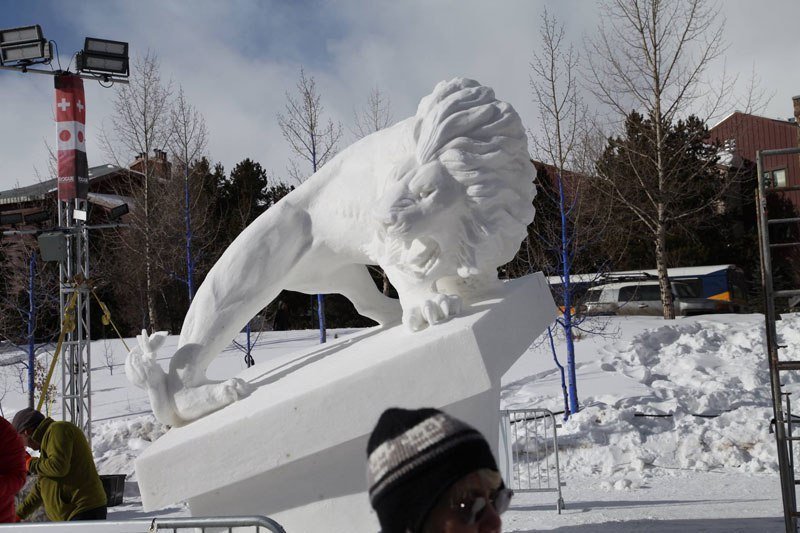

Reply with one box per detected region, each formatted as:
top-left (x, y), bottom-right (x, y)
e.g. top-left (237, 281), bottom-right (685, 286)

top-left (126, 78), bottom-right (535, 426)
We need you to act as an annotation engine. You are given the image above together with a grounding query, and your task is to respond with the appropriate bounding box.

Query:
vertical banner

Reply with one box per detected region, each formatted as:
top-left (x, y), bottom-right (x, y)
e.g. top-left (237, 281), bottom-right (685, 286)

top-left (55, 73), bottom-right (88, 201)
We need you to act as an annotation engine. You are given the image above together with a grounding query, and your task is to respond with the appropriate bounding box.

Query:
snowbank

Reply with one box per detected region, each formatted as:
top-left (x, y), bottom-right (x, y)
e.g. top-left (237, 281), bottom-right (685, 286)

top-left (94, 415), bottom-right (168, 480)
top-left (503, 314), bottom-right (800, 491)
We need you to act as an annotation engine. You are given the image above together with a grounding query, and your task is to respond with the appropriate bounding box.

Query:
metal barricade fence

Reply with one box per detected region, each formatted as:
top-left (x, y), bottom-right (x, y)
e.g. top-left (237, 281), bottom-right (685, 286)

top-left (499, 408), bottom-right (566, 513)
top-left (0, 515), bottom-right (286, 533)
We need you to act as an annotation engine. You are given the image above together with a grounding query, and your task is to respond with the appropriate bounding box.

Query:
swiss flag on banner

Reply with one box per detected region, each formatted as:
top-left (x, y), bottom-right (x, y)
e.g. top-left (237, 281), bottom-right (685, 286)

top-left (55, 74), bottom-right (88, 201)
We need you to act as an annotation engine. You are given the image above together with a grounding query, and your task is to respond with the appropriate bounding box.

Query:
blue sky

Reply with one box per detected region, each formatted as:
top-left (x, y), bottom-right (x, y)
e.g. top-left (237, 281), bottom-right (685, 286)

top-left (1, 0), bottom-right (799, 191)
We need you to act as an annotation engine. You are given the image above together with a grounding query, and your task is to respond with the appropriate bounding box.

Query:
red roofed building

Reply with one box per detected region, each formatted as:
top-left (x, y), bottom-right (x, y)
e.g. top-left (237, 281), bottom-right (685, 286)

top-left (709, 96), bottom-right (800, 209)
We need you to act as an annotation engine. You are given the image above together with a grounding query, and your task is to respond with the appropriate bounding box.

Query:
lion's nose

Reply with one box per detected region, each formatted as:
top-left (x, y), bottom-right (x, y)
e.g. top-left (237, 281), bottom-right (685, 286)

top-left (381, 213), bottom-right (397, 227)
top-left (371, 206), bottom-right (395, 227)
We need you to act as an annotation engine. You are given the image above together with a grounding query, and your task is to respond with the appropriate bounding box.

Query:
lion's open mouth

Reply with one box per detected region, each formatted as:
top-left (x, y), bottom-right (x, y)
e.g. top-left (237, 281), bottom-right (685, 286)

top-left (402, 237), bottom-right (440, 276)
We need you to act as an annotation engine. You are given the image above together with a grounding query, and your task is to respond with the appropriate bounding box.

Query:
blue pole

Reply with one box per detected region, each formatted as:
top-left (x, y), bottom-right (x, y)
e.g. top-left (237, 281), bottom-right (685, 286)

top-left (184, 163), bottom-right (195, 300)
top-left (558, 173), bottom-right (579, 415)
top-left (311, 156), bottom-right (326, 345)
top-left (547, 325), bottom-right (570, 420)
top-left (317, 294), bottom-right (326, 344)
top-left (27, 252), bottom-right (36, 408)
top-left (245, 320), bottom-right (253, 367)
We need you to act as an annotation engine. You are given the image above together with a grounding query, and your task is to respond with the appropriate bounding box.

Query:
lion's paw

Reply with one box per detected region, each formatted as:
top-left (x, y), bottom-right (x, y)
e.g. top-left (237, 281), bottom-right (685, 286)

top-left (218, 378), bottom-right (254, 404)
top-left (403, 293), bottom-right (462, 331)
top-left (125, 331), bottom-right (169, 391)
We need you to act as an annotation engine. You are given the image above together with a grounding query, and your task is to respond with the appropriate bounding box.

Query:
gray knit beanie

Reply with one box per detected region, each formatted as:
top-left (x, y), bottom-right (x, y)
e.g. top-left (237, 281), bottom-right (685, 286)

top-left (11, 407), bottom-right (45, 433)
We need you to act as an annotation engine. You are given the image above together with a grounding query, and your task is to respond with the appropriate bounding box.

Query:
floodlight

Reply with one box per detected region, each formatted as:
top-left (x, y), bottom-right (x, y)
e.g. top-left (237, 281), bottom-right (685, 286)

top-left (80, 55), bottom-right (126, 73)
top-left (76, 37), bottom-right (129, 77)
top-left (109, 203), bottom-right (129, 220)
top-left (37, 231), bottom-right (67, 262)
top-left (0, 25), bottom-right (43, 47)
top-left (0, 212), bottom-right (23, 225)
top-left (0, 25), bottom-right (51, 66)
top-left (0, 41), bottom-right (51, 64)
top-left (84, 38), bottom-right (126, 56)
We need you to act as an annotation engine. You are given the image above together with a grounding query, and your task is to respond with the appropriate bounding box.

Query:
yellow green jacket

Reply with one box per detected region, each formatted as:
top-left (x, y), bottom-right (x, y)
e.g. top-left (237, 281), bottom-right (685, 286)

top-left (16, 418), bottom-right (107, 521)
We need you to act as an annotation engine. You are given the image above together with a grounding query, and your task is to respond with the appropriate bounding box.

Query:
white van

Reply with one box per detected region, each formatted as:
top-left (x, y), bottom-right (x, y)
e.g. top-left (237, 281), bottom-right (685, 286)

top-left (581, 280), bottom-right (733, 316)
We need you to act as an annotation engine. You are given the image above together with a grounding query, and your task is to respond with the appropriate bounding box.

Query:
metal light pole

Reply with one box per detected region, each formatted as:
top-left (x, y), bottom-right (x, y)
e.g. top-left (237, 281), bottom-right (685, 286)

top-left (53, 70), bottom-right (93, 439)
top-left (58, 197), bottom-right (92, 438)
top-left (0, 26), bottom-right (129, 443)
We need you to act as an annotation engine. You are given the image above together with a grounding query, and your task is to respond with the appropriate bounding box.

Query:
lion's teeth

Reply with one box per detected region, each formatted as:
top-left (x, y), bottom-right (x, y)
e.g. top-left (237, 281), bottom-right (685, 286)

top-left (408, 239), bottom-right (427, 259)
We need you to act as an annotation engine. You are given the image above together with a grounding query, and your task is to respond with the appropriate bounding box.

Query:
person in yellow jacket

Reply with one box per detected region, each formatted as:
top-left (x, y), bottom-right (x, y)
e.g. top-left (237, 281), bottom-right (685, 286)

top-left (11, 408), bottom-right (107, 522)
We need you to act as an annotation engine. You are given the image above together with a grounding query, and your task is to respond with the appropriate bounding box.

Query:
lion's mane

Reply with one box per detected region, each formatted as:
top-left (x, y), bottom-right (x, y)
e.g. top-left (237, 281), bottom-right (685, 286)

top-left (379, 78), bottom-right (535, 280)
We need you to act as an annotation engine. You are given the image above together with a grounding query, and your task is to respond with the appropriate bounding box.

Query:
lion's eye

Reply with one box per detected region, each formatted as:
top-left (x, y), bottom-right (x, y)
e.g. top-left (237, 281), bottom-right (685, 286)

top-left (418, 188), bottom-right (433, 199)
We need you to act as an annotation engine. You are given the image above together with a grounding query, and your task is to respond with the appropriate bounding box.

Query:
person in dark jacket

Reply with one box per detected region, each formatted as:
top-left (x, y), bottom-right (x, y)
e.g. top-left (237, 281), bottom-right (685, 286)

top-left (12, 408), bottom-right (107, 522)
top-left (367, 407), bottom-right (513, 533)
top-left (0, 416), bottom-right (27, 523)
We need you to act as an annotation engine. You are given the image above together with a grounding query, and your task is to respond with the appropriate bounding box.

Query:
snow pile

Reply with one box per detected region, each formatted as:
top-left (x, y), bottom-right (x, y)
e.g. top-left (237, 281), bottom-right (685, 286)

top-left (503, 314), bottom-right (800, 490)
top-left (93, 415), bottom-right (168, 480)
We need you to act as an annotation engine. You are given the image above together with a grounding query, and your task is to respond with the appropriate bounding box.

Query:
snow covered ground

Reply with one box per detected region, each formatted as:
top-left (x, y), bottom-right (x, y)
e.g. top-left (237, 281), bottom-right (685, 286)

top-left (1, 314), bottom-right (794, 531)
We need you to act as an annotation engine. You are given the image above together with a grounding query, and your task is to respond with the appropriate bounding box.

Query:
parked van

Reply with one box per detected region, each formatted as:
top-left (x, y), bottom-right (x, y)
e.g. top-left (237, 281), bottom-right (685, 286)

top-left (581, 280), bottom-right (734, 316)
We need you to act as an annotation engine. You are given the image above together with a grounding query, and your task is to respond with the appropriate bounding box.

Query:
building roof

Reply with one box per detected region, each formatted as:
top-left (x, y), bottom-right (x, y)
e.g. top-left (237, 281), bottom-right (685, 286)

top-left (0, 164), bottom-right (127, 206)
top-left (710, 110), bottom-right (796, 131)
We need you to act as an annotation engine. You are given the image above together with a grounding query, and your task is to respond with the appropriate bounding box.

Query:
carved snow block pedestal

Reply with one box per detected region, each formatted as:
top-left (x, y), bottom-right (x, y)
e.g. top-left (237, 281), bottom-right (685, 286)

top-left (136, 274), bottom-right (557, 532)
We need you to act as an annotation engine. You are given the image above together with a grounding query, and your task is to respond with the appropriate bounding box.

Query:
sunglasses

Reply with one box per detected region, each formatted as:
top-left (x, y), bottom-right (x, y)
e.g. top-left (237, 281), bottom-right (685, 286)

top-left (452, 487), bottom-right (514, 525)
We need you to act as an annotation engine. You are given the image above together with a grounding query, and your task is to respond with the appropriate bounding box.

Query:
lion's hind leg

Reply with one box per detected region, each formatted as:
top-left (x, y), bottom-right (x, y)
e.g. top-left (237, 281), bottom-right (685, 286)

top-left (293, 264), bottom-right (402, 326)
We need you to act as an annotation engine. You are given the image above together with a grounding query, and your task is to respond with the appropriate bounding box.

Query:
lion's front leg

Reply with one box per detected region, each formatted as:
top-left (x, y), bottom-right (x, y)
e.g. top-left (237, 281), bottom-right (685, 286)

top-left (383, 267), bottom-right (461, 331)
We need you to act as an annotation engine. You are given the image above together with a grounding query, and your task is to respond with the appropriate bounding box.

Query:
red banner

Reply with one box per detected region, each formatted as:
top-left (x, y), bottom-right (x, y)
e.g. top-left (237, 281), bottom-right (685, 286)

top-left (55, 74), bottom-right (88, 201)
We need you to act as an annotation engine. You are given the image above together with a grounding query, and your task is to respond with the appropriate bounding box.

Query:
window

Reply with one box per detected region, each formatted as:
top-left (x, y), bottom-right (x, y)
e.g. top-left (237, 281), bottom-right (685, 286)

top-left (672, 283), bottom-right (695, 298)
top-left (774, 169), bottom-right (787, 187)
top-left (584, 289), bottom-right (603, 302)
top-left (618, 286), bottom-right (637, 301)
top-left (635, 285), bottom-right (662, 301)
top-left (764, 169), bottom-right (787, 188)
top-left (678, 278), bottom-right (703, 296)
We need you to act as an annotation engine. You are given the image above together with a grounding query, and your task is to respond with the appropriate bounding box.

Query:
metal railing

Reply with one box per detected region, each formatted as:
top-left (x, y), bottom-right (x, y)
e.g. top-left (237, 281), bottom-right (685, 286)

top-left (0, 515), bottom-right (286, 533)
top-left (499, 408), bottom-right (565, 513)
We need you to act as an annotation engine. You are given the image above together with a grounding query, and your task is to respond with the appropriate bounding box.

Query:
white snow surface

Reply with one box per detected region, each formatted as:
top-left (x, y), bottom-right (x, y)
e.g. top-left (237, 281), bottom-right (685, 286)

top-left (2, 314), bottom-right (795, 531)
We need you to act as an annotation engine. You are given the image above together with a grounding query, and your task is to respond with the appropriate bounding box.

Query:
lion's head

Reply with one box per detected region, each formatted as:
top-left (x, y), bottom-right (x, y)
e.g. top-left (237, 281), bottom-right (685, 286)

top-left (371, 78), bottom-right (535, 283)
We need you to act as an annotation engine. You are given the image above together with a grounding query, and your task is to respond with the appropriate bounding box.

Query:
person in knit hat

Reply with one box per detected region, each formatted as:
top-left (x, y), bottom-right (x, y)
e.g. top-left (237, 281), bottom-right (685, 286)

top-left (367, 407), bottom-right (513, 533)
top-left (11, 408), bottom-right (107, 522)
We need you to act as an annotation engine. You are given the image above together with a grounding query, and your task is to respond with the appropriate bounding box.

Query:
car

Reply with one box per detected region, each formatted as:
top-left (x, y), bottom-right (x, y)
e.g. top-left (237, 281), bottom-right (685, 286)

top-left (580, 280), bottom-right (734, 316)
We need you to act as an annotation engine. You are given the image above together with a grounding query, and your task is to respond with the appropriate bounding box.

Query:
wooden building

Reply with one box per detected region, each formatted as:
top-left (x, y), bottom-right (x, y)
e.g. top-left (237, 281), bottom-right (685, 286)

top-left (710, 96), bottom-right (800, 208)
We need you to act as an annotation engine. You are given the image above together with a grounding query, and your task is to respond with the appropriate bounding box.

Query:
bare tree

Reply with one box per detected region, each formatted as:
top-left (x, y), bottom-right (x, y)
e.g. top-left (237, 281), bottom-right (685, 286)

top-left (277, 68), bottom-right (343, 184)
top-left (529, 8), bottom-right (587, 417)
top-left (100, 52), bottom-right (173, 329)
top-left (277, 68), bottom-right (343, 343)
top-left (351, 86), bottom-right (393, 139)
top-left (169, 86), bottom-right (210, 301)
top-left (528, 9), bottom-right (623, 417)
top-left (586, 0), bottom-right (734, 319)
top-left (102, 337), bottom-right (115, 375)
top-left (351, 86), bottom-right (394, 295)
